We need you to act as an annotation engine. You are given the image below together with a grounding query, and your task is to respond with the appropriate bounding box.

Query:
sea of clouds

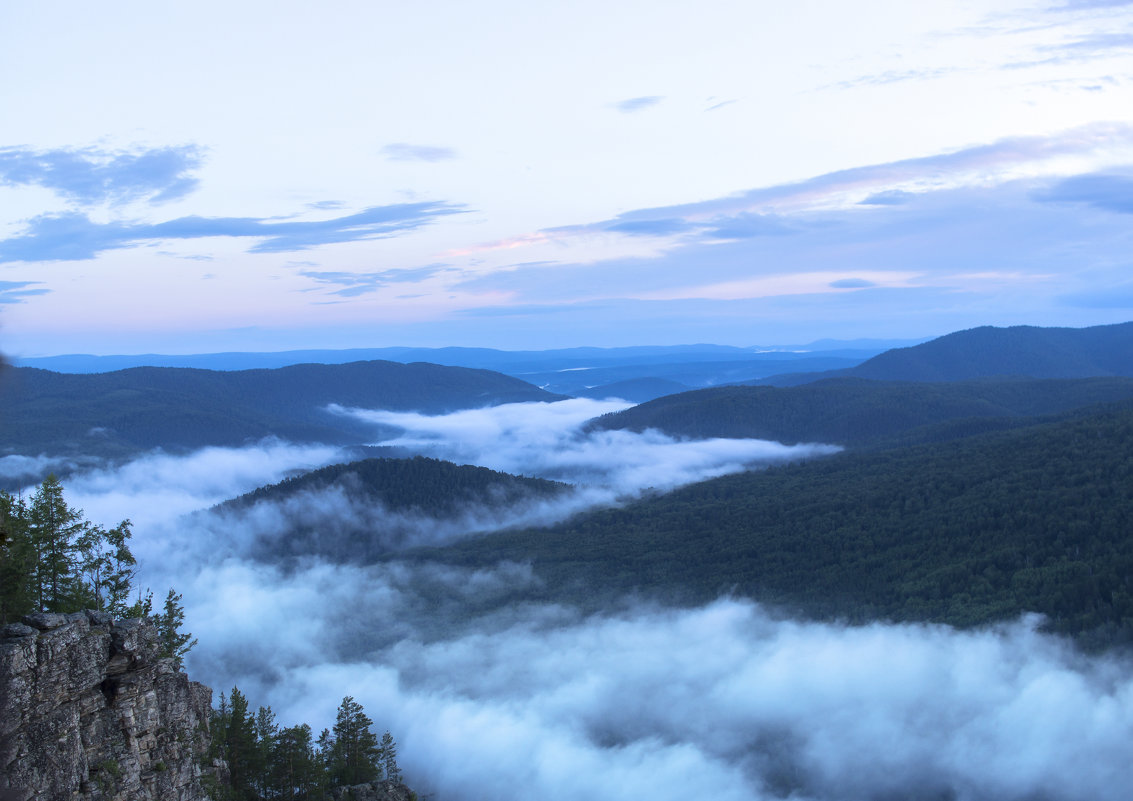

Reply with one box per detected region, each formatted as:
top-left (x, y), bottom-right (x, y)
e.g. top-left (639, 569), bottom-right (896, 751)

top-left (44, 398), bottom-right (1133, 801)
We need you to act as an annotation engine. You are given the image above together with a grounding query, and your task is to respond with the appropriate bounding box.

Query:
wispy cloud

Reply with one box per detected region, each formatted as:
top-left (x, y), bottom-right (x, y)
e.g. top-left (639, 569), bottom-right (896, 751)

top-left (494, 123), bottom-right (1133, 256)
top-left (1049, 0), bottom-right (1133, 12)
top-left (0, 279), bottom-right (49, 304)
top-left (0, 144), bottom-right (203, 205)
top-left (298, 264), bottom-right (449, 297)
top-left (0, 202), bottom-right (467, 264)
top-left (859, 189), bottom-right (916, 206)
top-left (823, 67), bottom-right (957, 91)
top-left (381, 143), bottom-right (458, 162)
top-left (615, 95), bottom-right (664, 113)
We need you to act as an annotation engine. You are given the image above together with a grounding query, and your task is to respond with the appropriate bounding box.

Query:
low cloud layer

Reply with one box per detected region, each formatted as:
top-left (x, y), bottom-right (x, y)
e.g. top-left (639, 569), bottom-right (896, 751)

top-left (181, 573), bottom-right (1133, 801)
top-left (40, 398), bottom-right (1133, 801)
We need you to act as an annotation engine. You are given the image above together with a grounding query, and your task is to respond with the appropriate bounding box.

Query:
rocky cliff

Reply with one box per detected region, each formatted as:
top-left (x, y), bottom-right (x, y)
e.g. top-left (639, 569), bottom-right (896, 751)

top-left (0, 611), bottom-right (214, 801)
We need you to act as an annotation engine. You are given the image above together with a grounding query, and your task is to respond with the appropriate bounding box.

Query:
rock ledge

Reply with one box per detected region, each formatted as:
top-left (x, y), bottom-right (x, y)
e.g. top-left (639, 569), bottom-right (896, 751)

top-left (0, 610), bottom-right (213, 801)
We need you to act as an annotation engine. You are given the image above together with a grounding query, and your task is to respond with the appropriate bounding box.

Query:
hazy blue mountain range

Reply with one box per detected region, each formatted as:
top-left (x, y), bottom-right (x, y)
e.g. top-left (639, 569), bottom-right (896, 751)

top-left (11, 341), bottom-right (919, 401)
top-left (0, 360), bottom-right (562, 460)
top-left (12, 340), bottom-right (919, 374)
top-left (589, 376), bottom-right (1133, 447)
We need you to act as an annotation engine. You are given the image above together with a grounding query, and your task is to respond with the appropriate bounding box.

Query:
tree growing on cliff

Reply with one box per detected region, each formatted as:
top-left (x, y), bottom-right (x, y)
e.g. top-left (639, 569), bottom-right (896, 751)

top-left (380, 730), bottom-right (402, 784)
top-left (154, 588), bottom-right (197, 668)
top-left (0, 476), bottom-right (135, 622)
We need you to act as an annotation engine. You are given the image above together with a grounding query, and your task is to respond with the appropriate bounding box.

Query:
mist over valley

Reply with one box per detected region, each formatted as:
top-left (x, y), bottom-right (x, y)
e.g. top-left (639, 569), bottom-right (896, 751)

top-left (5, 323), bottom-right (1133, 800)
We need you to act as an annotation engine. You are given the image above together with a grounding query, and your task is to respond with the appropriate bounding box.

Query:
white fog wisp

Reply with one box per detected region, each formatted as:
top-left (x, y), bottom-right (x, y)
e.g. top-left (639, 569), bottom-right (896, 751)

top-left (330, 398), bottom-right (840, 492)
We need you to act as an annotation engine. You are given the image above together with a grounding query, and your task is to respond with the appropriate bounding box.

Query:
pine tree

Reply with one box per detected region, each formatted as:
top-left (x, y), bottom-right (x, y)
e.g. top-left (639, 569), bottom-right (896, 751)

top-left (328, 696), bottom-right (380, 787)
top-left (153, 588), bottom-right (197, 668)
top-left (28, 475), bottom-right (85, 611)
top-left (273, 723), bottom-right (321, 801)
top-left (252, 705), bottom-right (278, 798)
top-left (380, 731), bottom-right (402, 784)
top-left (0, 492), bottom-right (34, 623)
top-left (225, 687), bottom-right (258, 801)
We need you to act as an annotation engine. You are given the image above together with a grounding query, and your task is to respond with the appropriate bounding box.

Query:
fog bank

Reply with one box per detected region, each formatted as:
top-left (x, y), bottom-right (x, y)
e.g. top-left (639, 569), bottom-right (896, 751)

top-left (35, 398), bottom-right (1133, 801)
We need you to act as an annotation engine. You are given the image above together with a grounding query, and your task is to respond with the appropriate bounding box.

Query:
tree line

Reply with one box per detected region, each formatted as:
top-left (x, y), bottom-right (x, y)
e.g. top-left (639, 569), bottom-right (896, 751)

top-left (209, 688), bottom-right (408, 801)
top-left (0, 475), bottom-right (195, 665)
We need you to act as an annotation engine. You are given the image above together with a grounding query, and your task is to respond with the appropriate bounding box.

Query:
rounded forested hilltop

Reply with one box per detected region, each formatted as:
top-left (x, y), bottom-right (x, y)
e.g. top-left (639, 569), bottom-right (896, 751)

top-left (223, 456), bottom-right (567, 517)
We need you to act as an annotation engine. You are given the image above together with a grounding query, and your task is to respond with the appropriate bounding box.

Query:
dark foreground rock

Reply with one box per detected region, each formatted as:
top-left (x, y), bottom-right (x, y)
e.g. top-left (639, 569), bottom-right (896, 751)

top-left (0, 611), bottom-right (213, 801)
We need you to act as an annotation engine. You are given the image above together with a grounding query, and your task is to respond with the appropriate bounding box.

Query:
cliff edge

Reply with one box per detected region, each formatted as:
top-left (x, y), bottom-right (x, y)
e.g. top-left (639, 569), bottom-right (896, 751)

top-left (0, 611), bottom-right (213, 801)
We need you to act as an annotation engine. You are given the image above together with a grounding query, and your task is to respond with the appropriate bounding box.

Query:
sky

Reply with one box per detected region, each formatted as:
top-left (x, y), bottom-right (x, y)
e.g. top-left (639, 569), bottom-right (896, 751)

top-left (2, 0), bottom-right (1133, 356)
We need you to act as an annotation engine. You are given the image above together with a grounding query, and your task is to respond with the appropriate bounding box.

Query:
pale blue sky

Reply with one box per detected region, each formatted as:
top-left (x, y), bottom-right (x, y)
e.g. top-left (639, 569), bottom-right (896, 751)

top-left (2, 0), bottom-right (1132, 354)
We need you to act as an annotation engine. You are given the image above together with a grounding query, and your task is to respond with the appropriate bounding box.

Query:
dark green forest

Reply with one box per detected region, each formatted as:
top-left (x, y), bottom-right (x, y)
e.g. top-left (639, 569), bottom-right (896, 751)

top-left (414, 401), bottom-right (1133, 647)
top-left (590, 375), bottom-right (1133, 448)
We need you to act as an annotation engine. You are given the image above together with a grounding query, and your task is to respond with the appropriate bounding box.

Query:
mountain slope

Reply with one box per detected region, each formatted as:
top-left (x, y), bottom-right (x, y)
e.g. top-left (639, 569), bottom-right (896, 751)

top-left (589, 376), bottom-right (1133, 447)
top-left (415, 401), bottom-right (1133, 645)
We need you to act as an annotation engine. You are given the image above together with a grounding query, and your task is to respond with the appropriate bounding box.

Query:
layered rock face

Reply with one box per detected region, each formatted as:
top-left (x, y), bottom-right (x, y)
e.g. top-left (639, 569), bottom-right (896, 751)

top-left (0, 611), bottom-right (213, 801)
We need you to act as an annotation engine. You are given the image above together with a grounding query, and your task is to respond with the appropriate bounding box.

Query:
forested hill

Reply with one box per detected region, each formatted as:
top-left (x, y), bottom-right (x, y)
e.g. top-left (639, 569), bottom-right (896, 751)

top-left (589, 376), bottom-right (1133, 447)
top-left (217, 456), bottom-right (571, 562)
top-left (0, 360), bottom-right (562, 460)
top-left (223, 456), bottom-right (567, 516)
top-left (415, 400), bottom-right (1133, 647)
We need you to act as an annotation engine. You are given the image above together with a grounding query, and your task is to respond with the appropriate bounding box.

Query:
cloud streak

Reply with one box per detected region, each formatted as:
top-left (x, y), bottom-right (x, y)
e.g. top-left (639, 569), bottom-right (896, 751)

top-left (0, 280), bottom-right (48, 304)
top-left (0, 202), bottom-right (467, 263)
top-left (297, 264), bottom-right (449, 297)
top-left (615, 96), bottom-right (664, 113)
top-left (0, 144), bottom-right (203, 205)
top-left (381, 143), bottom-right (458, 162)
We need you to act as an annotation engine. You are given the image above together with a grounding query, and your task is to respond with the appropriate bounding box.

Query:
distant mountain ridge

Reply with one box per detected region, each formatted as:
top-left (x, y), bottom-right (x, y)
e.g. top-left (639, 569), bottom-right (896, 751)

top-left (11, 341), bottom-right (917, 399)
top-left (590, 375), bottom-right (1133, 447)
top-left (12, 340), bottom-right (920, 374)
top-left (756, 321), bottom-right (1133, 385)
top-left (0, 360), bottom-right (562, 460)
